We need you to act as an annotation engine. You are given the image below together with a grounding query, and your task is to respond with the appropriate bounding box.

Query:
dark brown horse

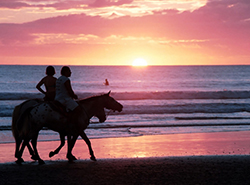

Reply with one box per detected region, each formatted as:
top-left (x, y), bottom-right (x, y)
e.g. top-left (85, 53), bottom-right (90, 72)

top-left (12, 92), bottom-right (123, 164)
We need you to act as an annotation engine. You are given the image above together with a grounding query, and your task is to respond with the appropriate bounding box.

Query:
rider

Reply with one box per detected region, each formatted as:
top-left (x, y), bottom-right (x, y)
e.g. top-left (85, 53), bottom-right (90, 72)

top-left (36, 66), bottom-right (57, 101)
top-left (54, 66), bottom-right (82, 122)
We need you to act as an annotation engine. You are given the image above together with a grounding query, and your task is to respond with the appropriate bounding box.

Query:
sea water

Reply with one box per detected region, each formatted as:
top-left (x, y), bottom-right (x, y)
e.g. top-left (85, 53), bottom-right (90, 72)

top-left (1, 65), bottom-right (250, 143)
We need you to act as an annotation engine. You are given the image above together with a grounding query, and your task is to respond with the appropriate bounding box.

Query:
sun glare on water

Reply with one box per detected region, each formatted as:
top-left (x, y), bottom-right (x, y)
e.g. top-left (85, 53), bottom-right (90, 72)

top-left (132, 58), bottom-right (148, 67)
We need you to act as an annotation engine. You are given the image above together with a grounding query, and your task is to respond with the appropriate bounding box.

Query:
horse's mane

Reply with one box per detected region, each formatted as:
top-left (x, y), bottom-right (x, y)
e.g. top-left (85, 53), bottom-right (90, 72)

top-left (77, 94), bottom-right (105, 104)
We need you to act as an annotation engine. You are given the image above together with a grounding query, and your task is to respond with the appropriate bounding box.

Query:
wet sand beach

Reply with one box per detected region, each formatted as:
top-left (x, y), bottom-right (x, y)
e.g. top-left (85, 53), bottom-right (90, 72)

top-left (1, 131), bottom-right (250, 184)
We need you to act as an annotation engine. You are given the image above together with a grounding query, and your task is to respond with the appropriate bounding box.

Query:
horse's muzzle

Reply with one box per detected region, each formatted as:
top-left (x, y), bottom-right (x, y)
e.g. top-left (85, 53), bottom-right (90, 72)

top-left (118, 104), bottom-right (123, 112)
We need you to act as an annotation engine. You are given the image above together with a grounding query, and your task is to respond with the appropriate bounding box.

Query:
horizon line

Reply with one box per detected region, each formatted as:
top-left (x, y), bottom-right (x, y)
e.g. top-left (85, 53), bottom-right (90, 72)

top-left (1, 64), bottom-right (250, 67)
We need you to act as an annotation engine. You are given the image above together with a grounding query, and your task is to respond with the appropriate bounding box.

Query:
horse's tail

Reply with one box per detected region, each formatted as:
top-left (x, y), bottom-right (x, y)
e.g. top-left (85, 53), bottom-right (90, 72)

top-left (12, 99), bottom-right (42, 139)
top-left (11, 104), bottom-right (21, 140)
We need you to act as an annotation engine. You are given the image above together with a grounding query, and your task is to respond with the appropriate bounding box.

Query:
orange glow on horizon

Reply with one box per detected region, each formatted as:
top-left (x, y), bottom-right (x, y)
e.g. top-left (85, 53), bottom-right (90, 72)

top-left (0, 0), bottom-right (250, 66)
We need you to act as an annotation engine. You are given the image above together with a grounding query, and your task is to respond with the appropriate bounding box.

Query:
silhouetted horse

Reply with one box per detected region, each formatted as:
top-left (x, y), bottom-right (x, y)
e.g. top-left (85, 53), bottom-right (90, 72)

top-left (12, 98), bottom-right (105, 164)
top-left (12, 92), bottom-right (123, 164)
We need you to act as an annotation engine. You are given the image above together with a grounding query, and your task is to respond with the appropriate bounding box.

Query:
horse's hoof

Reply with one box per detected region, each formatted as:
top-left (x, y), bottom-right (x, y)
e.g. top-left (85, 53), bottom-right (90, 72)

top-left (90, 156), bottom-right (97, 161)
top-left (68, 159), bottom-right (75, 164)
top-left (15, 158), bottom-right (24, 165)
top-left (38, 160), bottom-right (45, 165)
top-left (49, 151), bottom-right (55, 158)
top-left (68, 156), bottom-right (77, 161)
top-left (31, 155), bottom-right (39, 161)
top-left (67, 154), bottom-right (77, 161)
top-left (15, 161), bottom-right (22, 165)
top-left (72, 155), bottom-right (77, 161)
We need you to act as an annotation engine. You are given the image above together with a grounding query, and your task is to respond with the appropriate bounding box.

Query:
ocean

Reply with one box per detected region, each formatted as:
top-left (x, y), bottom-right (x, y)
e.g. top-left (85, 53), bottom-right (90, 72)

top-left (1, 65), bottom-right (250, 144)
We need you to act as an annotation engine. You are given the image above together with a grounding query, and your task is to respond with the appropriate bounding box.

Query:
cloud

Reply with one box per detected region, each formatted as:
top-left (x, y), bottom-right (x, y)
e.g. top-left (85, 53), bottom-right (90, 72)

top-left (0, 1), bottom-right (31, 9)
top-left (0, 0), bottom-right (250, 57)
top-left (89, 0), bottom-right (134, 7)
top-left (0, 23), bottom-right (35, 45)
top-left (0, 0), bottom-right (134, 10)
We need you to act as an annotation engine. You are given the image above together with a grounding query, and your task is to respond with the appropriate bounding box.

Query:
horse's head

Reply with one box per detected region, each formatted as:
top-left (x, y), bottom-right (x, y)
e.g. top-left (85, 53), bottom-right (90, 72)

top-left (94, 91), bottom-right (122, 122)
top-left (77, 91), bottom-right (122, 123)
top-left (102, 91), bottom-right (123, 112)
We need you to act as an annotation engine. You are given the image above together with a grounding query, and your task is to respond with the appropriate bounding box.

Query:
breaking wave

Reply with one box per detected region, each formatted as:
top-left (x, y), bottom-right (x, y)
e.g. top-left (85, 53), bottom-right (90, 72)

top-left (1, 90), bottom-right (250, 101)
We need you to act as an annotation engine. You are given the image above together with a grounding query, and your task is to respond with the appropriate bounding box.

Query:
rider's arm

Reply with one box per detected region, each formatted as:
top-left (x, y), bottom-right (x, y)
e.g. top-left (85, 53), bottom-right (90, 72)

top-left (64, 80), bottom-right (78, 99)
top-left (36, 77), bottom-right (46, 94)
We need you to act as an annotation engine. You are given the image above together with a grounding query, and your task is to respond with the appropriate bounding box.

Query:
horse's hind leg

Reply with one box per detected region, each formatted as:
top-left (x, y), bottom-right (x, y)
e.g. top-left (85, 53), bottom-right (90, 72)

top-left (15, 139), bottom-right (29, 165)
top-left (31, 135), bottom-right (45, 165)
top-left (80, 132), bottom-right (96, 161)
top-left (14, 138), bottom-right (24, 165)
top-left (15, 140), bottom-right (38, 164)
top-left (49, 133), bottom-right (65, 158)
top-left (26, 142), bottom-right (39, 161)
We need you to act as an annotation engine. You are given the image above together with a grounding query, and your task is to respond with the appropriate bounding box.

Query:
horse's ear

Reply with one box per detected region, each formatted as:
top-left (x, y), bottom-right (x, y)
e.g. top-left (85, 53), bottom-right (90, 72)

top-left (107, 90), bottom-right (111, 96)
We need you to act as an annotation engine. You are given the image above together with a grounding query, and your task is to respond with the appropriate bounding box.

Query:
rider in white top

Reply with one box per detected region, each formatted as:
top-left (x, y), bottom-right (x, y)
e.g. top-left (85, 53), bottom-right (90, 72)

top-left (55, 66), bottom-right (78, 112)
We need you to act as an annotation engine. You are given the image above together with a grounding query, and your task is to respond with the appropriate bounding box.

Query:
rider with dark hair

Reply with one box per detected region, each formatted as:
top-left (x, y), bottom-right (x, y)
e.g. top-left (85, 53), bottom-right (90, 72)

top-left (36, 66), bottom-right (57, 101)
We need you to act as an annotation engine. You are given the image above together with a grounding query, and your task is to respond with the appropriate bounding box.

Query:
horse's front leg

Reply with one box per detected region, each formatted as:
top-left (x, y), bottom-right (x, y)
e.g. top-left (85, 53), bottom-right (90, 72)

top-left (66, 134), bottom-right (78, 162)
top-left (80, 131), bottom-right (96, 161)
top-left (49, 133), bottom-right (65, 158)
top-left (31, 133), bottom-right (45, 165)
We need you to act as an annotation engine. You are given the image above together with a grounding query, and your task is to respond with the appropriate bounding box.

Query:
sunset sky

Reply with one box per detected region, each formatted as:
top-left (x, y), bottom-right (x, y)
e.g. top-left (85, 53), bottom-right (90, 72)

top-left (0, 0), bottom-right (250, 66)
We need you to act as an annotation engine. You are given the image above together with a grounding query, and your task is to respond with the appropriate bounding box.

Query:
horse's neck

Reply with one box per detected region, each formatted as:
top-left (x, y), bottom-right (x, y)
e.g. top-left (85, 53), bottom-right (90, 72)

top-left (79, 99), bottom-right (100, 118)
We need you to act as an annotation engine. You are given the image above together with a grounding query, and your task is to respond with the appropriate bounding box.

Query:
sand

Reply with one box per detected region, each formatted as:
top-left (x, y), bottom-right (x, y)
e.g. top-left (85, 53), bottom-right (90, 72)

top-left (1, 156), bottom-right (250, 185)
top-left (1, 131), bottom-right (250, 184)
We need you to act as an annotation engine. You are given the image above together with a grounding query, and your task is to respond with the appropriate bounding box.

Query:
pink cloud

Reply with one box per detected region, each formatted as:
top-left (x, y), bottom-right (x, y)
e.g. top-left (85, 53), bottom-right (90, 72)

top-left (0, 0), bottom-right (250, 57)
top-left (0, 0), bottom-right (134, 10)
top-left (0, 23), bottom-right (35, 45)
top-left (0, 1), bottom-right (30, 9)
top-left (89, 0), bottom-right (134, 7)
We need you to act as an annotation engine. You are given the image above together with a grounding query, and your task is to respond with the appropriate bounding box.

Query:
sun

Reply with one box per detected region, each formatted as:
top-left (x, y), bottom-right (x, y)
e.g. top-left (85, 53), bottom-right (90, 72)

top-left (132, 58), bottom-right (148, 67)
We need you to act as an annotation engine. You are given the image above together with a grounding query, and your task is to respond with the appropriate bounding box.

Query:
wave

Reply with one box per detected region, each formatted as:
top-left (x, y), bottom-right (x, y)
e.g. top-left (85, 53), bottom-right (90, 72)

top-left (1, 102), bottom-right (250, 117)
top-left (1, 90), bottom-right (250, 101)
top-left (111, 91), bottom-right (250, 100)
top-left (121, 103), bottom-right (250, 114)
top-left (2, 122), bottom-right (250, 131)
top-left (1, 91), bottom-right (250, 117)
top-left (175, 116), bottom-right (250, 120)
